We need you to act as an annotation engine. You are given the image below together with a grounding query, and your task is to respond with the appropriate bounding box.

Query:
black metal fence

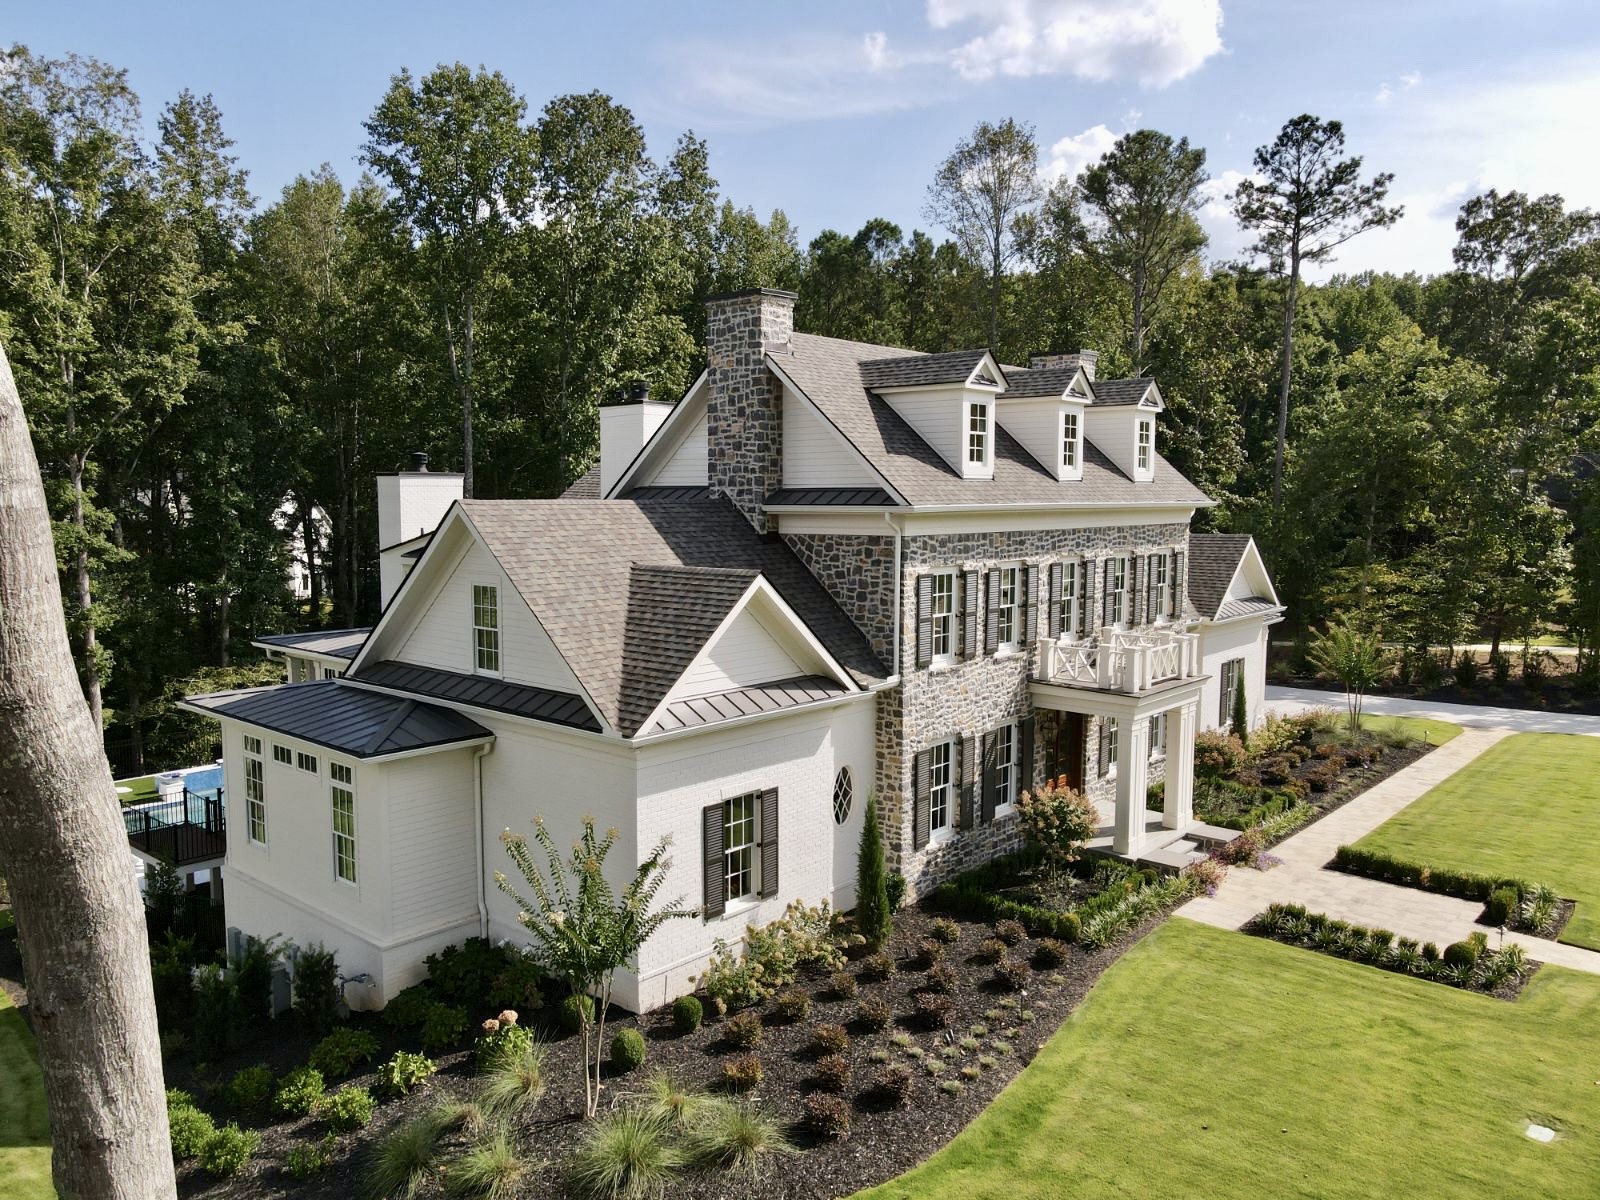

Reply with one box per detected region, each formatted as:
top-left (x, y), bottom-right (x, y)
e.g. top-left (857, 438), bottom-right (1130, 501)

top-left (125, 787), bottom-right (226, 867)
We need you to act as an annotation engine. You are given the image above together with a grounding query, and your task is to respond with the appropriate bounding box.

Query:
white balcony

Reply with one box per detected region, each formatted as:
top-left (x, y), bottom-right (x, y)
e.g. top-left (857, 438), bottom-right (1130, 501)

top-left (1034, 625), bottom-right (1201, 694)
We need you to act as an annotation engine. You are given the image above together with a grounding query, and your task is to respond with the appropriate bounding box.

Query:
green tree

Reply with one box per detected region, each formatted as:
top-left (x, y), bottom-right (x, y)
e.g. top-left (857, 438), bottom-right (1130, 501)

top-left (1230, 669), bottom-right (1249, 743)
top-left (1232, 115), bottom-right (1402, 507)
top-left (854, 794), bottom-right (891, 949)
top-left (1307, 617), bottom-right (1390, 737)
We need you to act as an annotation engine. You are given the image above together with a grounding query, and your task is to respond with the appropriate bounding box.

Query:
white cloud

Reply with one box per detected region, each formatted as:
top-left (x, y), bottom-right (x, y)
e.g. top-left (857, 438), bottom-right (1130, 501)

top-left (927, 0), bottom-right (1225, 88)
top-left (1044, 123), bottom-right (1119, 183)
top-left (1373, 82), bottom-right (1393, 105)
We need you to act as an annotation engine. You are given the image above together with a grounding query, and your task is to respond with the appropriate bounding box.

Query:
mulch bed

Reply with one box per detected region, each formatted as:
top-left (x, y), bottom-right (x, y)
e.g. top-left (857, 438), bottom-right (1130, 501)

top-left (171, 904), bottom-right (1176, 1200)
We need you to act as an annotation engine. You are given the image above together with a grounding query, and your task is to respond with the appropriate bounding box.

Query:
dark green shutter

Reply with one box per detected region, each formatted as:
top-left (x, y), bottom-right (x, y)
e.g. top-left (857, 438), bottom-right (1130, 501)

top-left (959, 734), bottom-right (976, 829)
top-left (702, 803), bottom-right (725, 920)
top-left (1047, 562), bottom-right (1063, 638)
top-left (981, 732), bottom-right (998, 823)
top-left (985, 569), bottom-right (1001, 653)
top-left (1129, 554), bottom-right (1142, 626)
top-left (1173, 550), bottom-right (1185, 617)
top-left (1101, 559), bottom-right (1113, 627)
top-left (962, 568), bottom-right (980, 659)
top-left (1022, 564), bottom-right (1038, 645)
top-left (1020, 717), bottom-right (1035, 798)
top-left (915, 573), bottom-right (934, 668)
top-left (759, 788), bottom-right (779, 898)
top-left (1097, 720), bottom-right (1110, 778)
top-left (1077, 560), bottom-right (1089, 635)
top-left (913, 750), bottom-right (931, 850)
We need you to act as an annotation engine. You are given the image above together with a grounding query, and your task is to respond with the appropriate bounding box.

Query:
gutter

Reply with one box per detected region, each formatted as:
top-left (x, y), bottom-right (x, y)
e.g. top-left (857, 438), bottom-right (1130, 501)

top-left (473, 741), bottom-right (495, 939)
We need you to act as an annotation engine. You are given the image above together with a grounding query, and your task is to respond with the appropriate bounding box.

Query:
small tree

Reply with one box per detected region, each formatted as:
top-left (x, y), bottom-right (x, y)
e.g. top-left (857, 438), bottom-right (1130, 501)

top-left (1230, 670), bottom-right (1250, 744)
top-left (854, 794), bottom-right (892, 950)
top-left (1307, 618), bottom-right (1389, 738)
top-left (1016, 778), bottom-right (1099, 878)
top-left (496, 817), bottom-right (693, 1118)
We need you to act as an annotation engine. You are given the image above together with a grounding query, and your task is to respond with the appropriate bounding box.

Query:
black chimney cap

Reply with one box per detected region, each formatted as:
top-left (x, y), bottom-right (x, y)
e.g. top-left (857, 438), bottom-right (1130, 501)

top-left (628, 381), bottom-right (649, 402)
top-left (409, 451), bottom-right (430, 472)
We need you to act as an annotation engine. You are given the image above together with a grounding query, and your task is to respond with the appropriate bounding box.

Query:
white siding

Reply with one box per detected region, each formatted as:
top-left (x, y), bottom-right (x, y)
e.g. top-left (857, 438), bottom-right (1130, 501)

top-left (676, 607), bottom-right (803, 697)
top-left (998, 398), bottom-right (1085, 483)
top-left (782, 387), bottom-right (878, 488)
top-left (644, 410), bottom-right (708, 486)
top-left (380, 750), bottom-right (478, 933)
top-left (1198, 617), bottom-right (1271, 733)
top-left (1084, 407), bottom-right (1139, 479)
top-left (882, 391), bottom-right (963, 472)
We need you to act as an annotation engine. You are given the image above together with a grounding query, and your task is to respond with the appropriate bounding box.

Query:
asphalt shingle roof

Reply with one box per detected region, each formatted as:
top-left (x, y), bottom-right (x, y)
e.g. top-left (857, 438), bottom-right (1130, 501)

top-left (562, 466), bottom-right (602, 498)
top-left (999, 366), bottom-right (1088, 399)
top-left (778, 332), bottom-right (1211, 507)
top-left (454, 497), bottom-right (885, 736)
top-left (186, 680), bottom-right (492, 758)
top-left (1089, 377), bottom-right (1157, 407)
top-left (355, 660), bottom-right (600, 731)
top-left (1186, 533), bottom-right (1254, 621)
top-left (857, 348), bottom-right (992, 391)
top-left (253, 628), bottom-right (371, 660)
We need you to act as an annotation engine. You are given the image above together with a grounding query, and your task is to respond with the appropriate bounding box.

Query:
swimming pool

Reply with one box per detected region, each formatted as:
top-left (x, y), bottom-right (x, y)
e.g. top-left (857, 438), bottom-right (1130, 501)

top-left (182, 765), bottom-right (223, 793)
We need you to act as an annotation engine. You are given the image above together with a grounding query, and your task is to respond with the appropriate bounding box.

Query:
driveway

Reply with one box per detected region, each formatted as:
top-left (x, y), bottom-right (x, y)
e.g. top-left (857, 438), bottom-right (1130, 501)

top-left (1266, 684), bottom-right (1600, 737)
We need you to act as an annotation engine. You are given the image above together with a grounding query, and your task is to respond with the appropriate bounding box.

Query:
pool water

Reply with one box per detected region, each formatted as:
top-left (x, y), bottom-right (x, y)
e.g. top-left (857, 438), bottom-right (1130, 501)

top-left (182, 765), bottom-right (223, 793)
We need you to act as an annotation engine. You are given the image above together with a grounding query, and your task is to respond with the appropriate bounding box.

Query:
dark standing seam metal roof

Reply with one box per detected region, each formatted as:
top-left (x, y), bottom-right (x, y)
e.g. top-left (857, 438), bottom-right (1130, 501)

top-left (453, 497), bottom-right (885, 737)
top-left (1088, 377), bottom-right (1157, 406)
top-left (1217, 596), bottom-right (1282, 622)
top-left (650, 676), bottom-right (847, 733)
top-left (254, 628), bottom-right (372, 660)
top-left (778, 332), bottom-right (1211, 507)
top-left (185, 680), bottom-right (492, 758)
top-left (857, 348), bottom-right (993, 390)
top-left (765, 487), bottom-right (896, 507)
top-left (353, 660), bottom-right (602, 732)
top-left (1187, 534), bottom-right (1255, 621)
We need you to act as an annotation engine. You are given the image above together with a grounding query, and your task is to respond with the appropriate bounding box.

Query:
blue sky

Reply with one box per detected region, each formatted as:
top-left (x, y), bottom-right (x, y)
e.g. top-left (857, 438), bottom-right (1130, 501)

top-left (14, 0), bottom-right (1600, 277)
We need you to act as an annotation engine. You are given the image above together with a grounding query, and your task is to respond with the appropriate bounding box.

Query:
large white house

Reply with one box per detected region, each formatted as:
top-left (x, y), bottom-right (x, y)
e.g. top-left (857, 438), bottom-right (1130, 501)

top-left (182, 288), bottom-right (1280, 1013)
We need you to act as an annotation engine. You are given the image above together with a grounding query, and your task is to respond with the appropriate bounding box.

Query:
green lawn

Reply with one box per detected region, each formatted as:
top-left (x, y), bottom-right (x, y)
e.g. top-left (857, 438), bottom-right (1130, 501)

top-left (1358, 712), bottom-right (1462, 746)
top-left (0, 990), bottom-right (52, 1200)
top-left (1354, 732), bottom-right (1600, 949)
top-left (859, 920), bottom-right (1600, 1200)
top-left (112, 774), bottom-right (158, 806)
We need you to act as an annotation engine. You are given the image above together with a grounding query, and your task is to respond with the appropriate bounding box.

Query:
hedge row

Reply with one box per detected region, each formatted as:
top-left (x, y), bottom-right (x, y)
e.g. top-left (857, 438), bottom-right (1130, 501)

top-left (926, 848), bottom-right (1082, 942)
top-left (1330, 845), bottom-right (1527, 903)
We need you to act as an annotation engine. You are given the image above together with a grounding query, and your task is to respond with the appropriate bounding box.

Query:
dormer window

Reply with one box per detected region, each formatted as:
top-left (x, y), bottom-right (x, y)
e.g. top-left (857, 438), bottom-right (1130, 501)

top-left (472, 584), bottom-right (501, 674)
top-left (1061, 410), bottom-right (1080, 470)
top-left (967, 402), bottom-right (989, 465)
top-left (1137, 418), bottom-right (1153, 472)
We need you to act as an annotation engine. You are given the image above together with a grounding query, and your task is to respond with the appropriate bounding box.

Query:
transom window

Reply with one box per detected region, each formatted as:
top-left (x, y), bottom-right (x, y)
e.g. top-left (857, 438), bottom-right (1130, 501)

top-left (832, 769), bottom-right (853, 825)
top-left (244, 741), bottom-right (266, 846)
top-left (967, 402), bottom-right (988, 464)
top-left (1061, 410), bottom-right (1079, 469)
top-left (723, 792), bottom-right (759, 903)
top-left (331, 762), bottom-right (356, 884)
top-left (297, 750), bottom-right (318, 774)
top-left (930, 572), bottom-right (955, 660)
top-left (1152, 554), bottom-right (1170, 620)
top-left (1057, 561), bottom-right (1079, 638)
top-left (473, 584), bottom-right (501, 674)
top-left (995, 723), bottom-right (1016, 811)
top-left (1108, 556), bottom-right (1129, 625)
top-left (272, 743), bottom-right (292, 765)
top-left (1137, 419), bottom-right (1153, 471)
top-left (928, 742), bottom-right (952, 836)
top-left (995, 565), bottom-right (1019, 648)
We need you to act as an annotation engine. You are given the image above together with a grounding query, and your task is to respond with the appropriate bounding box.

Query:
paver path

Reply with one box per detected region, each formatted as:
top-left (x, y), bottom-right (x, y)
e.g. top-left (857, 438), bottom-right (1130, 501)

top-left (1268, 684), bottom-right (1600, 736)
top-left (1179, 725), bottom-right (1600, 976)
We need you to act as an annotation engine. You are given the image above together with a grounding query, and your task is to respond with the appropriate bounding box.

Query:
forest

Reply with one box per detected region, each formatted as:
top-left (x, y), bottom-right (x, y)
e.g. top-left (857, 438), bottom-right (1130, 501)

top-left (2, 44), bottom-right (1598, 771)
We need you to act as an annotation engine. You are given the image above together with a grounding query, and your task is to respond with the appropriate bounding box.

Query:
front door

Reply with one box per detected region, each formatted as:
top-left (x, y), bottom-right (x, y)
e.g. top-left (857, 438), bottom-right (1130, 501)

top-left (1049, 713), bottom-right (1086, 793)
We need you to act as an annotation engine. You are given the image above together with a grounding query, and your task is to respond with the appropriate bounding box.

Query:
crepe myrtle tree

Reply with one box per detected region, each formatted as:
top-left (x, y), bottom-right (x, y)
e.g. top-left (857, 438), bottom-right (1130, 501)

top-left (495, 816), bottom-right (693, 1118)
top-left (1307, 617), bottom-right (1390, 738)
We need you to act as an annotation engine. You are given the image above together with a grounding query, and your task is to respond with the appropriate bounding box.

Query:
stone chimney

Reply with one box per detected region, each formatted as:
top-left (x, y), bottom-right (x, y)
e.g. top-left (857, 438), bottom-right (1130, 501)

top-left (704, 288), bottom-right (795, 533)
top-left (1029, 349), bottom-right (1098, 382)
top-left (377, 451), bottom-right (463, 607)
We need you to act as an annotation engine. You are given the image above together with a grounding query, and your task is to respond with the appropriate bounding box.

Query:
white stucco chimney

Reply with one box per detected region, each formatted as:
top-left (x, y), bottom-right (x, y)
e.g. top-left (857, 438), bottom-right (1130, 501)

top-left (600, 384), bottom-right (672, 498)
top-left (377, 451), bottom-right (463, 607)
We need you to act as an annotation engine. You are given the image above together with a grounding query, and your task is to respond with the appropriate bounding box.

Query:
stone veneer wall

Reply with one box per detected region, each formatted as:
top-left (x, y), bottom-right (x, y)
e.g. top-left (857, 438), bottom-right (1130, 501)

top-left (705, 289), bottom-right (794, 534)
top-left (781, 532), bottom-right (898, 664)
top-left (874, 521), bottom-right (1191, 894)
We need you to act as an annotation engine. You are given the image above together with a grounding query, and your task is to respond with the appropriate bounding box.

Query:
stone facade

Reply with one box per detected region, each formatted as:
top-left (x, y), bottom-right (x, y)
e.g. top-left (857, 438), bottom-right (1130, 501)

top-left (705, 289), bottom-right (795, 534)
top-left (782, 532), bottom-right (898, 664)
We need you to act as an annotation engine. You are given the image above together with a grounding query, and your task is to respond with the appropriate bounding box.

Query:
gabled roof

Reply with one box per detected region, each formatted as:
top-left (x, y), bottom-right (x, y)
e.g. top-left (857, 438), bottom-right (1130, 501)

top-left (183, 680), bottom-right (492, 759)
top-left (253, 628), bottom-right (371, 661)
top-left (450, 497), bottom-right (885, 737)
top-left (858, 348), bottom-right (995, 391)
top-left (1090, 377), bottom-right (1159, 407)
top-left (1000, 366), bottom-right (1090, 399)
top-left (1186, 533), bottom-right (1284, 623)
top-left (776, 333), bottom-right (1210, 507)
top-left (354, 660), bottom-right (600, 732)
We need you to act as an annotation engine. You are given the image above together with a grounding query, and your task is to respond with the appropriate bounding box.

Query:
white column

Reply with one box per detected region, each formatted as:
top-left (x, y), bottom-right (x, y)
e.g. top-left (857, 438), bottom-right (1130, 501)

top-left (1112, 716), bottom-right (1151, 855)
top-left (1163, 701), bottom-right (1196, 830)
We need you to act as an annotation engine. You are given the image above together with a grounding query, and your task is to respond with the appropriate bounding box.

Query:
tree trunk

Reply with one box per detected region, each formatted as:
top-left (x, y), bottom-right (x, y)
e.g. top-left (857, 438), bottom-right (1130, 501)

top-left (0, 345), bottom-right (177, 1199)
top-left (68, 455), bottom-right (104, 731)
top-left (461, 299), bottom-right (476, 499)
top-left (1272, 262), bottom-right (1300, 508)
top-left (1131, 265), bottom-right (1147, 374)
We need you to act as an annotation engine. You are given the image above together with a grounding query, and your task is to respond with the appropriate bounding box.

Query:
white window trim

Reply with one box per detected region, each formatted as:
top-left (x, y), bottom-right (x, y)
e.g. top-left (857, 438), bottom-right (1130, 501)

top-left (1151, 554), bottom-right (1170, 623)
top-left (721, 791), bottom-right (761, 915)
top-left (1106, 718), bottom-right (1120, 780)
top-left (243, 741), bottom-right (266, 847)
top-left (1061, 410), bottom-right (1079, 470)
top-left (994, 723), bottom-right (1018, 817)
top-left (1056, 560), bottom-right (1080, 642)
top-left (1149, 713), bottom-right (1167, 761)
top-left (929, 570), bottom-right (957, 668)
top-left (330, 761), bottom-right (357, 887)
top-left (1136, 418), bottom-right (1154, 472)
top-left (994, 562), bottom-right (1021, 656)
top-left (472, 582), bottom-right (503, 678)
top-left (928, 740), bottom-right (954, 844)
top-left (966, 400), bottom-right (990, 466)
top-left (1109, 556), bottom-right (1129, 628)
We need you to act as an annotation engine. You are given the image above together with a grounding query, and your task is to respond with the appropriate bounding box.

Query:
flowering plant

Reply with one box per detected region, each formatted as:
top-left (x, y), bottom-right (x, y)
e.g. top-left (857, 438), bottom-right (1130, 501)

top-left (1016, 776), bottom-right (1099, 870)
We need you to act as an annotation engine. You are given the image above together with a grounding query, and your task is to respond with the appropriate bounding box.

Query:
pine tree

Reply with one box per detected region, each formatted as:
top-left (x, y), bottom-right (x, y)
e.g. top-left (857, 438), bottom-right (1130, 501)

top-left (855, 793), bottom-right (892, 949)
top-left (1230, 670), bottom-right (1250, 745)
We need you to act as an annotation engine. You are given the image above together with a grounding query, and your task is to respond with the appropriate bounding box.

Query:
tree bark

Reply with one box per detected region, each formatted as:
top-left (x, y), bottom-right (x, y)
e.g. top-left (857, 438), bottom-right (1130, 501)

top-left (68, 453), bottom-right (104, 730)
top-left (0, 344), bottom-right (176, 1198)
top-left (1272, 260), bottom-right (1300, 508)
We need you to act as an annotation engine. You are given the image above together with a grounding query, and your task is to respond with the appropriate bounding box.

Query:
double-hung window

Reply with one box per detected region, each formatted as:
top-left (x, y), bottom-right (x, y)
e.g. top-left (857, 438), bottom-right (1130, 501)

top-left (930, 571), bottom-right (955, 662)
top-left (995, 565), bottom-right (1019, 649)
top-left (1108, 556), bottom-right (1129, 626)
top-left (1151, 554), bottom-right (1170, 621)
top-left (994, 723), bottom-right (1016, 812)
top-left (1137, 418), bottom-right (1153, 472)
top-left (331, 762), bottom-right (357, 884)
top-left (967, 402), bottom-right (988, 464)
top-left (1061, 410), bottom-right (1079, 470)
top-left (928, 742), bottom-right (953, 837)
top-left (723, 792), bottom-right (758, 904)
top-left (1220, 658), bottom-right (1244, 726)
top-left (473, 584), bottom-right (501, 674)
top-left (1149, 713), bottom-right (1167, 759)
top-left (243, 735), bottom-right (266, 845)
top-left (1102, 718), bottom-right (1120, 778)
top-left (1056, 561), bottom-right (1079, 638)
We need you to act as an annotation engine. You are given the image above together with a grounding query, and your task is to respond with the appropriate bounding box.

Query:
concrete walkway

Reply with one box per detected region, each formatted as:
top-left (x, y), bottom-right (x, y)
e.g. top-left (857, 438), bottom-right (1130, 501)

top-left (1267, 684), bottom-right (1600, 737)
top-left (1179, 724), bottom-right (1600, 976)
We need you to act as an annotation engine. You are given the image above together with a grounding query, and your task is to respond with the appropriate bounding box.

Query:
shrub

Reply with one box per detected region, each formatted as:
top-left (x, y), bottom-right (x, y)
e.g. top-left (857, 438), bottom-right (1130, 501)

top-left (420, 1001), bottom-right (469, 1053)
top-left (871, 1065), bottom-right (914, 1108)
top-left (916, 937), bottom-right (946, 968)
top-left (859, 951), bottom-right (896, 981)
top-left (474, 1014), bottom-right (533, 1070)
top-left (362, 1113), bottom-right (447, 1199)
top-left (638, 1071), bottom-right (713, 1131)
top-left (198, 1122), bottom-right (259, 1177)
top-left (424, 937), bottom-right (512, 1008)
top-left (994, 918), bottom-right (1027, 946)
top-left (610, 1028), bottom-right (648, 1073)
top-left (670, 995), bottom-right (703, 1034)
top-left (286, 1134), bottom-right (337, 1179)
top-left (487, 952), bottom-right (546, 1012)
top-left (802, 1092), bottom-right (851, 1139)
top-left (375, 1050), bottom-right (437, 1099)
top-left (855, 794), bottom-right (893, 949)
top-left (697, 901), bottom-right (846, 1009)
top-left (1486, 886), bottom-right (1520, 927)
top-left (1443, 940), bottom-right (1480, 969)
top-left (309, 1027), bottom-right (380, 1078)
top-left (224, 1063), bottom-right (273, 1112)
top-left (233, 934), bottom-right (284, 1029)
top-left (885, 871), bottom-right (908, 911)
top-left (814, 1053), bottom-right (851, 1093)
top-left (721, 1054), bottom-right (763, 1091)
top-left (1033, 938), bottom-right (1068, 968)
top-left (853, 995), bottom-right (892, 1031)
top-left (992, 958), bottom-right (1032, 992)
top-left (1194, 730), bottom-right (1247, 780)
top-left (274, 1066), bottom-right (326, 1118)
top-left (827, 970), bottom-right (858, 1000)
top-left (771, 987), bottom-right (812, 1023)
top-left (568, 1108), bottom-right (682, 1200)
top-left (383, 986), bottom-right (438, 1035)
top-left (480, 1040), bottom-right (548, 1116)
top-left (192, 964), bottom-right (236, 1063)
top-left (924, 962), bottom-right (957, 994)
top-left (168, 1094), bottom-right (216, 1160)
top-left (448, 1124), bottom-right (529, 1199)
top-left (810, 1022), bottom-right (849, 1055)
top-left (724, 1009), bottom-right (764, 1048)
top-left (976, 938), bottom-right (1007, 964)
top-left (1016, 776), bottom-right (1100, 867)
top-left (293, 943), bottom-right (340, 1036)
top-left (928, 917), bottom-right (961, 943)
top-left (322, 1085), bottom-right (376, 1133)
top-left (915, 991), bottom-right (954, 1029)
top-left (686, 1098), bottom-right (796, 1175)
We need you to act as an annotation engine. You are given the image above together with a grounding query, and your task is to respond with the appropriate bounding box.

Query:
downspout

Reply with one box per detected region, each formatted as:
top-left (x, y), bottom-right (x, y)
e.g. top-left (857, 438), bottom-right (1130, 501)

top-left (473, 742), bottom-right (495, 939)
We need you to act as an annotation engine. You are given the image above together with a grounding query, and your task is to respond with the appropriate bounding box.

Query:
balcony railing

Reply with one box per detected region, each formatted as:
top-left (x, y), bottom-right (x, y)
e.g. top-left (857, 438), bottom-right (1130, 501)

top-left (1035, 626), bottom-right (1201, 693)
top-left (124, 787), bottom-right (227, 868)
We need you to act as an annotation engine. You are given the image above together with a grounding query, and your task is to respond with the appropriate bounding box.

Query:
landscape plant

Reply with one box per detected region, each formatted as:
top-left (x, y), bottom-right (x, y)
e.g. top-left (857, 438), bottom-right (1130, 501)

top-left (197, 1122), bottom-right (259, 1177)
top-left (1015, 776), bottom-right (1099, 875)
top-left (685, 1099), bottom-right (795, 1176)
top-left (1307, 618), bottom-right (1390, 737)
top-left (567, 1107), bottom-right (684, 1200)
top-left (293, 943), bottom-right (340, 1035)
top-left (479, 1040), bottom-right (548, 1115)
top-left (855, 793), bottom-right (893, 949)
top-left (362, 1112), bottom-right (448, 1200)
top-left (495, 815), bottom-right (694, 1118)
